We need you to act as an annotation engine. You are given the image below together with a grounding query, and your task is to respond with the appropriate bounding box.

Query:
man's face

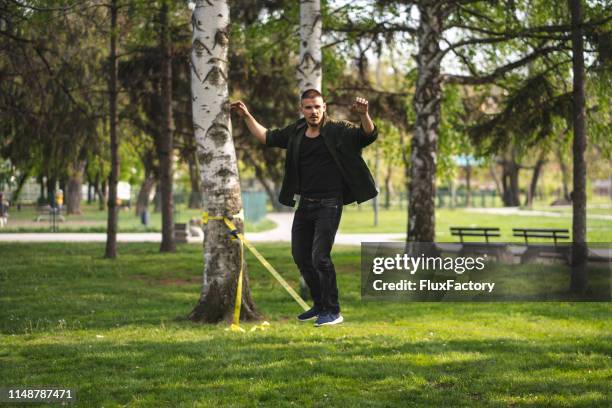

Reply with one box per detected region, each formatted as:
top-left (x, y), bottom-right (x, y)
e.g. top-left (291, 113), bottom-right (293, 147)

top-left (300, 96), bottom-right (326, 127)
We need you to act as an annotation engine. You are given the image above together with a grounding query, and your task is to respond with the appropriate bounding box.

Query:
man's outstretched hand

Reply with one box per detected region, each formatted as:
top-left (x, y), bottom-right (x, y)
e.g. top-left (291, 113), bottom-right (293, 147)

top-left (351, 96), bottom-right (375, 135)
top-left (230, 101), bottom-right (251, 118)
top-left (350, 97), bottom-right (369, 115)
top-left (230, 100), bottom-right (267, 144)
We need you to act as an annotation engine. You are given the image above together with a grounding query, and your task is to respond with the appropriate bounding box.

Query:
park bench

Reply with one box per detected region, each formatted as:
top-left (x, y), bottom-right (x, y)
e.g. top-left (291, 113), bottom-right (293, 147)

top-left (449, 227), bottom-right (512, 261)
top-left (174, 220), bottom-right (204, 244)
top-left (34, 205), bottom-right (65, 222)
top-left (34, 205), bottom-right (51, 221)
top-left (174, 223), bottom-right (189, 243)
top-left (451, 227), bottom-right (500, 243)
top-left (513, 228), bottom-right (570, 263)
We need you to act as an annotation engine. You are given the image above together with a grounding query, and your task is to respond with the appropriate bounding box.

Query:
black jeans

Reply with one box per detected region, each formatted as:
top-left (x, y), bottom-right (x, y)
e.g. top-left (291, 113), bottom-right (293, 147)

top-left (291, 197), bottom-right (343, 314)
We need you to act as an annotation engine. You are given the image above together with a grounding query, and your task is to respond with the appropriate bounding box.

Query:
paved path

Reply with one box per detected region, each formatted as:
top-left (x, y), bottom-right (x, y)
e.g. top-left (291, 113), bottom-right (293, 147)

top-left (250, 212), bottom-right (406, 245)
top-left (0, 212), bottom-right (406, 245)
top-left (1, 213), bottom-right (609, 259)
top-left (2, 212), bottom-right (610, 256)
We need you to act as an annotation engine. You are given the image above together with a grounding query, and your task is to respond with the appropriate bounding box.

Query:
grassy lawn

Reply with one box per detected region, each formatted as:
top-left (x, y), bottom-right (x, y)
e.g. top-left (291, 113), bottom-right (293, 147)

top-left (0, 203), bottom-right (276, 233)
top-left (339, 206), bottom-right (612, 241)
top-left (1, 243), bottom-right (610, 407)
top-left (3, 202), bottom-right (610, 242)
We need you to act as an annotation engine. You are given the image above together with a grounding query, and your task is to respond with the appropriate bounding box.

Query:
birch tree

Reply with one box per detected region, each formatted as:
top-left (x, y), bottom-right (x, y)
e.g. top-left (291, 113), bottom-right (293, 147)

top-left (408, 1), bottom-right (443, 242)
top-left (296, 0), bottom-right (322, 298)
top-left (401, 0), bottom-right (609, 241)
top-left (189, 0), bottom-right (260, 322)
top-left (298, 0), bottom-right (322, 93)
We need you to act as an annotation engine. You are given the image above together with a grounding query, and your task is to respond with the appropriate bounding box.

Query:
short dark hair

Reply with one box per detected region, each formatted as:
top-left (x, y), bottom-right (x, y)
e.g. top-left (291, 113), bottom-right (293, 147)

top-left (300, 88), bottom-right (323, 101)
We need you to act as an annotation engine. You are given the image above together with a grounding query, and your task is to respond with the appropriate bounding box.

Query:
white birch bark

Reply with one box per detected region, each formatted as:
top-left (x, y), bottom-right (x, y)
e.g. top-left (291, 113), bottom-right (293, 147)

top-left (298, 0), bottom-right (322, 94)
top-left (408, 2), bottom-right (443, 243)
top-left (189, 0), bottom-right (258, 322)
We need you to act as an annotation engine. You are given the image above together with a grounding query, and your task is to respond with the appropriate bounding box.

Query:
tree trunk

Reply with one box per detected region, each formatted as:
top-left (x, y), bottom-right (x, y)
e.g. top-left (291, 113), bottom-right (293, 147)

top-left (38, 175), bottom-right (46, 204)
top-left (400, 131), bottom-right (409, 211)
top-left (188, 153), bottom-right (203, 209)
top-left (568, 0), bottom-right (588, 291)
top-left (525, 151), bottom-right (546, 208)
top-left (465, 164), bottom-right (472, 207)
top-left (489, 161), bottom-right (503, 202)
top-left (153, 184), bottom-right (161, 213)
top-left (298, 0), bottom-right (322, 94)
top-left (11, 169), bottom-right (30, 205)
top-left (373, 145), bottom-right (379, 226)
top-left (157, 0), bottom-right (176, 252)
top-left (66, 159), bottom-right (86, 215)
top-left (135, 171), bottom-right (155, 217)
top-left (105, 0), bottom-right (119, 259)
top-left (46, 175), bottom-right (56, 206)
top-left (501, 155), bottom-right (520, 206)
top-left (384, 161), bottom-right (392, 209)
top-left (558, 149), bottom-right (571, 201)
top-left (97, 175), bottom-right (106, 211)
top-left (408, 2), bottom-right (443, 242)
top-left (189, 0), bottom-right (260, 323)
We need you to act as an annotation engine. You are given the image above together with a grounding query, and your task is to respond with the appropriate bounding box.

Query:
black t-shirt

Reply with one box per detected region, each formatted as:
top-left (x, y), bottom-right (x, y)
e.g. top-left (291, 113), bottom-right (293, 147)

top-left (298, 133), bottom-right (344, 198)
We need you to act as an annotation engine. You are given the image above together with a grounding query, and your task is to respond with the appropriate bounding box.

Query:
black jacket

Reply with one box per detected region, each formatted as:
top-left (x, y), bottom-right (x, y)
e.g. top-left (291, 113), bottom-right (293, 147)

top-left (265, 114), bottom-right (379, 207)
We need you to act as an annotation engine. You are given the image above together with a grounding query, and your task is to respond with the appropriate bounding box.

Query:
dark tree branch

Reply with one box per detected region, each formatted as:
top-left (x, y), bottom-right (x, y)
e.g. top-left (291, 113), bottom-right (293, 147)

top-left (330, 85), bottom-right (410, 98)
top-left (0, 29), bottom-right (34, 43)
top-left (444, 45), bottom-right (566, 84)
top-left (448, 16), bottom-right (612, 37)
top-left (328, 20), bottom-right (418, 36)
top-left (7, 0), bottom-right (88, 12)
top-left (447, 45), bottom-right (479, 76)
top-left (442, 32), bottom-right (570, 56)
top-left (7, 0), bottom-right (110, 14)
top-left (455, 3), bottom-right (496, 25)
top-left (32, 46), bottom-right (92, 115)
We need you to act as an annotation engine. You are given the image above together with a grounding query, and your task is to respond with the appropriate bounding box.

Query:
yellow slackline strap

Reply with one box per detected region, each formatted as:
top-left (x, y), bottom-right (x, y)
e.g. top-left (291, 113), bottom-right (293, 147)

top-left (202, 212), bottom-right (309, 331)
top-left (242, 239), bottom-right (310, 311)
top-left (222, 217), bottom-right (310, 312)
top-left (229, 235), bottom-right (244, 331)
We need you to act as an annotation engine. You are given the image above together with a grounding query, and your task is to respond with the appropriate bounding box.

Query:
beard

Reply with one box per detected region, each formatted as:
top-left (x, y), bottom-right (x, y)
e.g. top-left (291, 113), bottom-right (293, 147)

top-left (307, 115), bottom-right (322, 127)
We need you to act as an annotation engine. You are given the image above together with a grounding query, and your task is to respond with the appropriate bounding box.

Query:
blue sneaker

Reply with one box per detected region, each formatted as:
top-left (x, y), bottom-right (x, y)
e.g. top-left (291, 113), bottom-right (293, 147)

top-left (297, 307), bottom-right (319, 322)
top-left (314, 313), bottom-right (344, 327)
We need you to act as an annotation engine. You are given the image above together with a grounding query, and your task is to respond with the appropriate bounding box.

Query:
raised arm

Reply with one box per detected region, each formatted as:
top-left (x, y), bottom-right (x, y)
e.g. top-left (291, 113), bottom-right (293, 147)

top-left (230, 101), bottom-right (267, 144)
top-left (350, 97), bottom-right (374, 135)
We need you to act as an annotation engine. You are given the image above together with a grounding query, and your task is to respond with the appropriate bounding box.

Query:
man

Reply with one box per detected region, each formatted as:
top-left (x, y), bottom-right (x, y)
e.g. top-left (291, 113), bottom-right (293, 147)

top-left (231, 89), bottom-right (378, 327)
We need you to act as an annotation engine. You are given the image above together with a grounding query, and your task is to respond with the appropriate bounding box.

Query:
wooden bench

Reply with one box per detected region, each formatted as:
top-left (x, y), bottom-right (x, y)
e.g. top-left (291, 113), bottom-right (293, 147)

top-left (450, 227), bottom-right (501, 243)
top-left (34, 205), bottom-right (65, 222)
top-left (34, 205), bottom-right (51, 222)
top-left (34, 205), bottom-right (66, 222)
top-left (513, 228), bottom-right (569, 245)
top-left (174, 223), bottom-right (189, 244)
top-left (513, 228), bottom-right (570, 263)
top-left (450, 227), bottom-right (511, 261)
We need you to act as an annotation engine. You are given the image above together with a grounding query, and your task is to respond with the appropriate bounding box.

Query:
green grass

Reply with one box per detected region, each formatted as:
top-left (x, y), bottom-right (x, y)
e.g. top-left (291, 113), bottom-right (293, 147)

top-left (339, 207), bottom-right (612, 241)
top-left (0, 203), bottom-right (276, 233)
top-left (1, 243), bottom-right (610, 407)
top-left (4, 202), bottom-right (611, 242)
